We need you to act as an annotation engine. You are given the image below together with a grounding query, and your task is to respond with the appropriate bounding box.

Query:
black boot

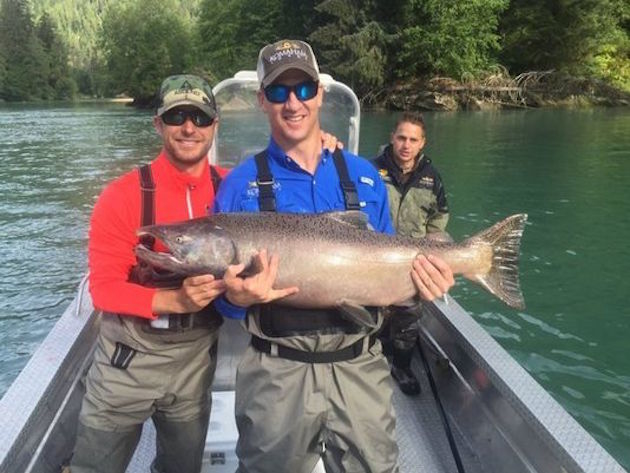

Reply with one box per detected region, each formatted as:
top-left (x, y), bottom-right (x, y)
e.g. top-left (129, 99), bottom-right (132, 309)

top-left (391, 347), bottom-right (421, 396)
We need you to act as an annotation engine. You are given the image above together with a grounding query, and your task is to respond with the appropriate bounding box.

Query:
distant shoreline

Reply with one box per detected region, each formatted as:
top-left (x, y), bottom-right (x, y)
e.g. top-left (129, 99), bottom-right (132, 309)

top-left (365, 72), bottom-right (630, 111)
top-left (3, 73), bottom-right (629, 111)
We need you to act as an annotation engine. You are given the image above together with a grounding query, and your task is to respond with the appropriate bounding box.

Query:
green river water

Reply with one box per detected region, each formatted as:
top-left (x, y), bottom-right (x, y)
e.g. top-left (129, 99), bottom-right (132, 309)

top-left (0, 103), bottom-right (628, 467)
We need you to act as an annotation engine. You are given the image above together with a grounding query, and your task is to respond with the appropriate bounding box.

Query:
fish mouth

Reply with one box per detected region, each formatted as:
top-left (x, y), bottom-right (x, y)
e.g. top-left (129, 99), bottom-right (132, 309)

top-left (135, 227), bottom-right (189, 273)
top-left (134, 243), bottom-right (188, 273)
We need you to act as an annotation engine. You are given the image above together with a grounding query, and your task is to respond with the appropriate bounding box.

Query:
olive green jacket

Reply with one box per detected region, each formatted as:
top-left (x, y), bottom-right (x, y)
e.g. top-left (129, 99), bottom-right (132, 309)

top-left (373, 145), bottom-right (449, 238)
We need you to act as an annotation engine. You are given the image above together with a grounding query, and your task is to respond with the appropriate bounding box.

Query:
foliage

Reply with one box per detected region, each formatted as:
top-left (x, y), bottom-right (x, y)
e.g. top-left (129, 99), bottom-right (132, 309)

top-left (100, 0), bottom-right (199, 101)
top-left (0, 40), bottom-right (6, 95)
top-left (1, 0), bottom-right (629, 101)
top-left (0, 0), bottom-right (73, 101)
top-left (198, 0), bottom-right (277, 80)
top-left (197, 0), bottom-right (317, 80)
top-left (309, 0), bottom-right (388, 95)
top-left (395, 0), bottom-right (509, 80)
top-left (36, 13), bottom-right (77, 99)
top-left (500, 0), bottom-right (628, 76)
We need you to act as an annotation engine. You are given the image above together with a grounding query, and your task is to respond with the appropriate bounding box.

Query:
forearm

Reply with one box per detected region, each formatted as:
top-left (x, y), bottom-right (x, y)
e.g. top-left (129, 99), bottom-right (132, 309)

top-left (89, 278), bottom-right (156, 319)
top-left (152, 288), bottom-right (188, 314)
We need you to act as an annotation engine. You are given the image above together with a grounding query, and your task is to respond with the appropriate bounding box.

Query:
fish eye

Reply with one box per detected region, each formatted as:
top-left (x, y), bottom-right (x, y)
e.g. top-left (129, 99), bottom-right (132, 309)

top-left (175, 235), bottom-right (185, 244)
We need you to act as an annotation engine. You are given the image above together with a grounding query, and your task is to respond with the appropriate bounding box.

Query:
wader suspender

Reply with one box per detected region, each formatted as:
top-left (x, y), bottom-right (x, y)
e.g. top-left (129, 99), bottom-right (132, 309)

top-left (129, 163), bottom-right (223, 290)
top-left (138, 164), bottom-right (156, 249)
top-left (210, 165), bottom-right (223, 196)
top-left (254, 151), bottom-right (276, 211)
top-left (138, 163), bottom-right (223, 233)
top-left (252, 149), bottom-right (376, 362)
top-left (131, 163), bottom-right (223, 329)
top-left (332, 148), bottom-right (360, 210)
top-left (254, 148), bottom-right (359, 212)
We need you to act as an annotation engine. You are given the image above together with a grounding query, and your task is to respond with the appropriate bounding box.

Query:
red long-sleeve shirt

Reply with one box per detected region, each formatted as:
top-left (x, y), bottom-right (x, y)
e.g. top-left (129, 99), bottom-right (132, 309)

top-left (88, 151), bottom-right (228, 319)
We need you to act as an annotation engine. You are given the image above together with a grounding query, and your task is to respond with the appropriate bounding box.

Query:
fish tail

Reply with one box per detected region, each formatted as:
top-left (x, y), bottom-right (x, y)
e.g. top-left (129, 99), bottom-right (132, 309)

top-left (465, 214), bottom-right (528, 310)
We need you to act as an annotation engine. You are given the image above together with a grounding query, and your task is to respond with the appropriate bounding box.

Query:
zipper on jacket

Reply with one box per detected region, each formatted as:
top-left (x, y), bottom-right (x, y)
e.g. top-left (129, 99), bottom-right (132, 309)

top-left (186, 185), bottom-right (194, 219)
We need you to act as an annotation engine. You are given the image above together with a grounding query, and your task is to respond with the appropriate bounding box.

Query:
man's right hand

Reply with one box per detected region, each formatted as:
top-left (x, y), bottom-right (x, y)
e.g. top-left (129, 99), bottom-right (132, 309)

top-left (152, 274), bottom-right (226, 314)
top-left (223, 249), bottom-right (299, 307)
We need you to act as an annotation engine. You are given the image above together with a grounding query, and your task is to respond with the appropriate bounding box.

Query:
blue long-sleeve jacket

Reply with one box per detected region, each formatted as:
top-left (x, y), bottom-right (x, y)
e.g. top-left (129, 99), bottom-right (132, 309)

top-left (214, 138), bottom-right (394, 319)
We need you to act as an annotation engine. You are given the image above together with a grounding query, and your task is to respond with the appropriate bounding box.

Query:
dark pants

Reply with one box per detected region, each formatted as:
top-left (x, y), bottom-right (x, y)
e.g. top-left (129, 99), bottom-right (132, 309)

top-left (71, 414), bottom-right (210, 473)
top-left (379, 307), bottom-right (421, 367)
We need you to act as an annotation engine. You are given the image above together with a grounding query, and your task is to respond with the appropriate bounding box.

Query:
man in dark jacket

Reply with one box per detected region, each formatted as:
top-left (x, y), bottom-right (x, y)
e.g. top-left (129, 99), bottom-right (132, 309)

top-left (373, 112), bottom-right (450, 395)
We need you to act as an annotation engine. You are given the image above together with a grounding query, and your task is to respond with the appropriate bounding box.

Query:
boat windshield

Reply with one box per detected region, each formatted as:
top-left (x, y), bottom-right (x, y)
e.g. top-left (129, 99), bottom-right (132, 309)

top-left (210, 70), bottom-right (361, 168)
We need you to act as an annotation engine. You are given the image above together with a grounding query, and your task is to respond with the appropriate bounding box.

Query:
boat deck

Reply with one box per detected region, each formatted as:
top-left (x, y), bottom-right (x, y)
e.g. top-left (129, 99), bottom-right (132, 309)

top-left (2, 293), bottom-right (625, 473)
top-left (394, 355), bottom-right (484, 473)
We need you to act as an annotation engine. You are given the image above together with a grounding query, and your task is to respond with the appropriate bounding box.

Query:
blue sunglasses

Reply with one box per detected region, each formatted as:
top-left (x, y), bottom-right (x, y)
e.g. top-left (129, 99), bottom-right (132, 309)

top-left (264, 80), bottom-right (319, 104)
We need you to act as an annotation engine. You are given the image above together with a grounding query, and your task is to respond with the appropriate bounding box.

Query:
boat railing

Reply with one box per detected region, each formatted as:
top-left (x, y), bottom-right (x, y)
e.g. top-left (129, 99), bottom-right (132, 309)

top-left (0, 275), bottom-right (99, 473)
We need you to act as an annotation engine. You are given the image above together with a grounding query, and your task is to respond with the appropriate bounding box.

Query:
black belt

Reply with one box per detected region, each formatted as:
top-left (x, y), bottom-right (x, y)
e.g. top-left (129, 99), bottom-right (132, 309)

top-left (251, 335), bottom-right (376, 363)
top-left (259, 305), bottom-right (376, 337)
top-left (165, 313), bottom-right (214, 330)
top-left (142, 308), bottom-right (222, 333)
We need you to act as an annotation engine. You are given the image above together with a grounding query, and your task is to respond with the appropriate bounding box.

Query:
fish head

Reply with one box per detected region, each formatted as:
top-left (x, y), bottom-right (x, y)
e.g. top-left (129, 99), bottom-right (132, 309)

top-left (135, 219), bottom-right (236, 277)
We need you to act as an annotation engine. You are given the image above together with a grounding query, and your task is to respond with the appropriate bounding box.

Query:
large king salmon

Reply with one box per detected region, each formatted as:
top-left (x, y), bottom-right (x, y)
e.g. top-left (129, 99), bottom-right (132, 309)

top-left (135, 211), bottom-right (527, 311)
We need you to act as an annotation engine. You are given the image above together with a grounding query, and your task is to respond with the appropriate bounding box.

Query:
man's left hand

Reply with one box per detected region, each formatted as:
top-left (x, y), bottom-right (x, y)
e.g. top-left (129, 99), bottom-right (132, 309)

top-left (411, 254), bottom-right (454, 301)
top-left (320, 131), bottom-right (344, 152)
top-left (222, 249), bottom-right (299, 307)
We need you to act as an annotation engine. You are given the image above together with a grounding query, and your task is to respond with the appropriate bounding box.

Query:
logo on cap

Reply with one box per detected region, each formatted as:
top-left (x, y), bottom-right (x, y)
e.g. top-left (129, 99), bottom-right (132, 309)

top-left (156, 74), bottom-right (217, 118)
top-left (257, 39), bottom-right (319, 88)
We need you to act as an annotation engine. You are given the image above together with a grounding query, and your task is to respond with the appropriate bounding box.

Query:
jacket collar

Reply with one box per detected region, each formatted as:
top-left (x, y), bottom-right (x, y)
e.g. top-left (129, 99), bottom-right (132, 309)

top-left (154, 150), bottom-right (211, 189)
top-left (382, 144), bottom-right (426, 186)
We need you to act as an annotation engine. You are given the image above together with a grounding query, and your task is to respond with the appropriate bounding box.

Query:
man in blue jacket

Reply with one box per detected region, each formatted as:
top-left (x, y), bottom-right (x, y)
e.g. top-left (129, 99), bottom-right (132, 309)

top-left (214, 39), bottom-right (454, 473)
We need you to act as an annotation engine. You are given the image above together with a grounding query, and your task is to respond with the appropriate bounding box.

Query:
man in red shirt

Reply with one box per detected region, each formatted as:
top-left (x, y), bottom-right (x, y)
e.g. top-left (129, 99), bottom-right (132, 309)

top-left (70, 75), bottom-right (228, 473)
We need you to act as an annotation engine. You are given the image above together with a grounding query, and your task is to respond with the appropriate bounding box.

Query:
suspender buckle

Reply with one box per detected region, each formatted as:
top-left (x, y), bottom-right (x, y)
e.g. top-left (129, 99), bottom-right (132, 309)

top-left (341, 183), bottom-right (360, 209)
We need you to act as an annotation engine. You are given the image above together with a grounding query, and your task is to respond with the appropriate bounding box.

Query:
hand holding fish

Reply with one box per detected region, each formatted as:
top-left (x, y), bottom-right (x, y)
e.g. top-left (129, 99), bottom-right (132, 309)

top-left (411, 254), bottom-right (455, 301)
top-left (223, 249), bottom-right (300, 307)
top-left (152, 274), bottom-right (226, 313)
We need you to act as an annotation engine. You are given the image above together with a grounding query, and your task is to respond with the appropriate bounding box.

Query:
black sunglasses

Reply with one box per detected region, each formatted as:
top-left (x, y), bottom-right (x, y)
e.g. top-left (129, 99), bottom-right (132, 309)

top-left (161, 108), bottom-right (214, 127)
top-left (264, 80), bottom-right (319, 104)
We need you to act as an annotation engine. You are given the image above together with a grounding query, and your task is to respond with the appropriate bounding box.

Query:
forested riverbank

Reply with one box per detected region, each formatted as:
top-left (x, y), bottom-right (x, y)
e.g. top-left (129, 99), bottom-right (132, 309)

top-left (1, 0), bottom-right (629, 108)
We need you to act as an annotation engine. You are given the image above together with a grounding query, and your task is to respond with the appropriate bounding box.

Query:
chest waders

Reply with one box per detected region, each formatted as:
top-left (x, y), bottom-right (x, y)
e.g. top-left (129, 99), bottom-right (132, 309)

top-left (71, 164), bottom-right (224, 473)
top-left (127, 163), bottom-right (223, 332)
top-left (251, 148), bottom-right (376, 362)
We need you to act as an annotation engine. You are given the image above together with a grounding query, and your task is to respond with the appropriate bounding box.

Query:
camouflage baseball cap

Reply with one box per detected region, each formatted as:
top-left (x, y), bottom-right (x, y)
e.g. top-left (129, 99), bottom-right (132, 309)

top-left (257, 39), bottom-right (320, 88)
top-left (156, 74), bottom-right (217, 118)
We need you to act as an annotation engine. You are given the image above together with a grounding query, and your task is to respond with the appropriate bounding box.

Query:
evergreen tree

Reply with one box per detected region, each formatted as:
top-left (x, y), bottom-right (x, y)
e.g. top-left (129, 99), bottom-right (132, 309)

top-left (198, 0), bottom-right (283, 80)
top-left (310, 0), bottom-right (387, 95)
top-left (198, 0), bottom-right (318, 80)
top-left (101, 0), bottom-right (199, 102)
top-left (0, 48), bottom-right (6, 97)
top-left (0, 0), bottom-right (48, 101)
top-left (395, 0), bottom-right (508, 80)
top-left (36, 13), bottom-right (76, 99)
top-left (500, 0), bottom-right (629, 90)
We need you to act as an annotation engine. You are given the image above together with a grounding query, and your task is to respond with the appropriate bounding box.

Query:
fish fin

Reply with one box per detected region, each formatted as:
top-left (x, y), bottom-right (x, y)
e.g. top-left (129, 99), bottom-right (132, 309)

top-left (464, 214), bottom-right (528, 310)
top-left (337, 301), bottom-right (378, 329)
top-left (325, 211), bottom-right (371, 230)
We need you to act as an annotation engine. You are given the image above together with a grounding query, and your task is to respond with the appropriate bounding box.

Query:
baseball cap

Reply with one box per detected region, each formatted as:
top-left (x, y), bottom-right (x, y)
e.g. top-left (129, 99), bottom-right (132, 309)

top-left (257, 40), bottom-right (320, 88)
top-left (156, 74), bottom-right (217, 118)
